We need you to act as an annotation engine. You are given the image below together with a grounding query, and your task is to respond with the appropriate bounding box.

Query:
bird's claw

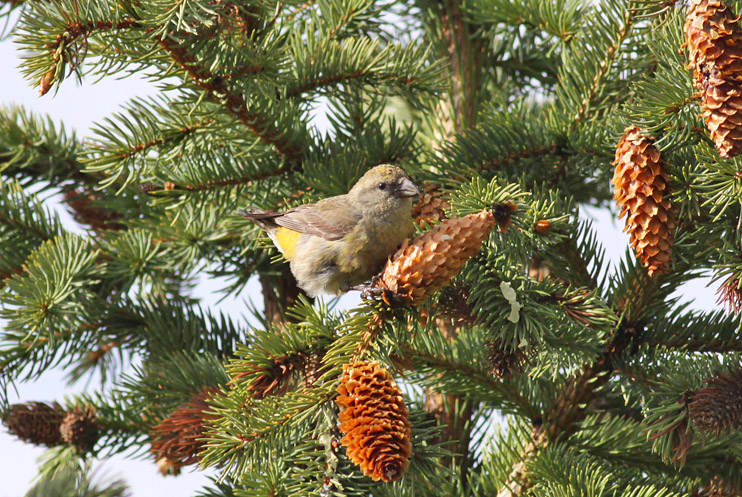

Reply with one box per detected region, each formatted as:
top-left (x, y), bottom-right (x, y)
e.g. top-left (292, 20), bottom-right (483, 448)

top-left (349, 283), bottom-right (383, 300)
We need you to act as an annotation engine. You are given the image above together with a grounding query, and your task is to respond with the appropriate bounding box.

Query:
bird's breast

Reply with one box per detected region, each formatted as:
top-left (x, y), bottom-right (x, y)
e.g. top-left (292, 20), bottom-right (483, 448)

top-left (337, 215), bottom-right (414, 274)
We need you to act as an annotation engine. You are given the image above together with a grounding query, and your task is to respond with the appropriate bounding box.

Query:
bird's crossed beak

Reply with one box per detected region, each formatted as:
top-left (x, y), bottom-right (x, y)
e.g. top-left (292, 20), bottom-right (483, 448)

top-left (397, 178), bottom-right (421, 198)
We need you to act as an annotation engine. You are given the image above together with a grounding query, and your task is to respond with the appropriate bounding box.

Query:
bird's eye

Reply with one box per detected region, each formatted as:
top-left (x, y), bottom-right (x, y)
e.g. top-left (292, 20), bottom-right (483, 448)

top-left (377, 183), bottom-right (387, 190)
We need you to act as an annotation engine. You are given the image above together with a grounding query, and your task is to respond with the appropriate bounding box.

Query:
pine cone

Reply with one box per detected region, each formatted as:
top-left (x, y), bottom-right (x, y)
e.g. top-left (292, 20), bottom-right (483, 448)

top-left (437, 282), bottom-right (476, 325)
top-left (612, 127), bottom-right (675, 276)
top-left (690, 368), bottom-right (742, 435)
top-left (487, 339), bottom-right (528, 379)
top-left (150, 387), bottom-right (220, 472)
top-left (336, 361), bottom-right (412, 482)
top-left (3, 402), bottom-right (64, 447)
top-left (60, 406), bottom-right (99, 453)
top-left (377, 210), bottom-right (496, 305)
top-left (412, 184), bottom-right (450, 227)
top-left (62, 187), bottom-right (125, 231)
top-left (685, 0), bottom-right (742, 158)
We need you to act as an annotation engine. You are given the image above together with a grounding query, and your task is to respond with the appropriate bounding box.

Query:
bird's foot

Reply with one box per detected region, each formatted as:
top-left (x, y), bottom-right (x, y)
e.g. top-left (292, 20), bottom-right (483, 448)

top-left (349, 283), bottom-right (383, 300)
top-left (348, 275), bottom-right (385, 300)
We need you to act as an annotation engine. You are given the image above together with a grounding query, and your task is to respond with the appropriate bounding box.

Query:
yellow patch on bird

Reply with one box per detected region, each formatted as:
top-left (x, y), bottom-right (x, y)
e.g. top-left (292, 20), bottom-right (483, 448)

top-left (273, 226), bottom-right (302, 261)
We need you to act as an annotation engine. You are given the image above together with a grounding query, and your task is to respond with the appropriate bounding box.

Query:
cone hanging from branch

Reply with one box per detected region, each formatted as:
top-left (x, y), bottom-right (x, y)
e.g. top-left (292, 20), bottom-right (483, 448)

top-left (690, 368), bottom-right (742, 436)
top-left (150, 387), bottom-right (220, 474)
top-left (376, 210), bottom-right (495, 305)
top-left (60, 406), bottom-right (100, 454)
top-left (612, 127), bottom-right (675, 277)
top-left (3, 402), bottom-right (64, 447)
top-left (685, 0), bottom-right (742, 158)
top-left (335, 361), bottom-right (412, 482)
top-left (487, 338), bottom-right (529, 379)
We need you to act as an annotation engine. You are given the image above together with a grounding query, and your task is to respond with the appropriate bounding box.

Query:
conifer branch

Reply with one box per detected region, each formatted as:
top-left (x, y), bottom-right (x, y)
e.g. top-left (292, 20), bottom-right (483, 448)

top-left (404, 347), bottom-right (526, 405)
top-left (114, 120), bottom-right (214, 160)
top-left (148, 163), bottom-right (294, 192)
top-left (496, 428), bottom-right (546, 497)
top-left (553, 239), bottom-right (598, 290)
top-left (157, 38), bottom-right (304, 165)
top-left (0, 266), bottom-right (24, 281)
top-left (285, 71), bottom-right (389, 98)
top-left (43, 19), bottom-right (142, 59)
top-left (0, 210), bottom-right (51, 241)
top-left (479, 143), bottom-right (564, 174)
top-left (572, 6), bottom-right (635, 126)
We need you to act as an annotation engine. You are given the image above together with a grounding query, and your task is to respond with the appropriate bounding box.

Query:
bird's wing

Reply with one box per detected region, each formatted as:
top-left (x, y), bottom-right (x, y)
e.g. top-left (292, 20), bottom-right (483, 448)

top-left (274, 197), bottom-right (362, 241)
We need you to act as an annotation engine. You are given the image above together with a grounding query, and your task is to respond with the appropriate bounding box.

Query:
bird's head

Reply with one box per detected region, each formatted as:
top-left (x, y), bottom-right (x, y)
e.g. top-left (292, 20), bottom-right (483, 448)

top-left (348, 165), bottom-right (420, 215)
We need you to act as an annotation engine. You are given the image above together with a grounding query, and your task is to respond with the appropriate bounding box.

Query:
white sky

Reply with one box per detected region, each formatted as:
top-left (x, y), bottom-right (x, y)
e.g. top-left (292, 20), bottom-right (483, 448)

top-left (0, 13), bottom-right (720, 497)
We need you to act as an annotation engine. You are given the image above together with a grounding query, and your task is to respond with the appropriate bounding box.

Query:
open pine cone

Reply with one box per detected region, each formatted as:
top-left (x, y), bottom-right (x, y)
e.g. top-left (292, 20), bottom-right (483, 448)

top-left (150, 387), bottom-right (220, 473)
top-left (336, 361), bottom-right (412, 482)
top-left (613, 127), bottom-right (675, 276)
top-left (60, 406), bottom-right (99, 453)
top-left (3, 402), bottom-right (64, 447)
top-left (377, 210), bottom-right (495, 305)
top-left (685, 0), bottom-right (742, 158)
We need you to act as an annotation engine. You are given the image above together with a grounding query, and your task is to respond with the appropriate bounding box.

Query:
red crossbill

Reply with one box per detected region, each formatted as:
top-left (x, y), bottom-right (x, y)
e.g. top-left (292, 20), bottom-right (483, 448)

top-left (239, 165), bottom-right (420, 297)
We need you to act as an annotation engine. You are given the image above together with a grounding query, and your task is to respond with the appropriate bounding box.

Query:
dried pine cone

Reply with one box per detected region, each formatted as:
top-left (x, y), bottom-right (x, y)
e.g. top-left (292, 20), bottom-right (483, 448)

top-left (685, 0), bottom-right (742, 158)
top-left (62, 187), bottom-right (125, 231)
top-left (3, 402), bottom-right (64, 447)
top-left (336, 361), bottom-right (412, 482)
top-left (150, 387), bottom-right (220, 472)
top-left (613, 127), bottom-right (675, 276)
top-left (243, 353), bottom-right (306, 399)
top-left (487, 339), bottom-right (528, 379)
top-left (412, 184), bottom-right (450, 227)
top-left (437, 282), bottom-right (476, 325)
top-left (690, 368), bottom-right (742, 436)
top-left (377, 210), bottom-right (496, 305)
top-left (60, 406), bottom-right (99, 453)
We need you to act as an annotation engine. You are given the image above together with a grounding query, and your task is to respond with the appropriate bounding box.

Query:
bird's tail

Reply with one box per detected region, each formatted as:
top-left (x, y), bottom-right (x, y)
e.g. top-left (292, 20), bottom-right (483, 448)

top-left (237, 207), bottom-right (279, 230)
top-left (237, 207), bottom-right (261, 219)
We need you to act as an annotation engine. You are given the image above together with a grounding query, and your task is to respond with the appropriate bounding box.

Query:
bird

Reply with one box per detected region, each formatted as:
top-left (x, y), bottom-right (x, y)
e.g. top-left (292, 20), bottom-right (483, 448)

top-left (239, 164), bottom-right (420, 297)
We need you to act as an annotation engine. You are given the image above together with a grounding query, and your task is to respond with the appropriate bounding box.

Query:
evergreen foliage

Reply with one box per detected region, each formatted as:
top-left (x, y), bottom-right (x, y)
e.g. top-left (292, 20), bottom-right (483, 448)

top-left (2, 0), bottom-right (742, 495)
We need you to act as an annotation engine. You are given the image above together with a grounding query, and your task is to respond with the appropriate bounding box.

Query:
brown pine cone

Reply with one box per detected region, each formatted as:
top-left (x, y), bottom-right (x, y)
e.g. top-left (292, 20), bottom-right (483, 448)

top-left (377, 210), bottom-right (496, 305)
top-left (690, 368), bottom-right (742, 436)
top-left (3, 402), bottom-right (64, 447)
top-left (685, 0), bottom-right (742, 158)
top-left (412, 184), bottom-right (450, 227)
top-left (60, 406), bottom-right (99, 453)
top-left (150, 387), bottom-right (220, 472)
top-left (612, 127), bottom-right (675, 276)
top-left (487, 339), bottom-right (529, 379)
top-left (336, 361), bottom-right (412, 482)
